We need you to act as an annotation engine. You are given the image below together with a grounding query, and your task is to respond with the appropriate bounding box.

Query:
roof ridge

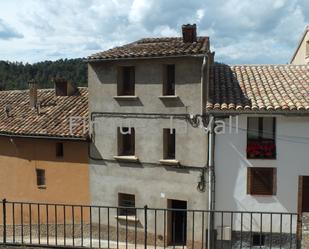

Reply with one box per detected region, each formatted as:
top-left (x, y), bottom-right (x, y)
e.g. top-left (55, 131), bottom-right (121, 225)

top-left (88, 36), bottom-right (209, 60)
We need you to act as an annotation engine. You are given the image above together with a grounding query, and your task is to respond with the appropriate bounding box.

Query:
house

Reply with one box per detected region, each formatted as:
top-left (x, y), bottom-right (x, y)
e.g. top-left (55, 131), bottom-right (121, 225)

top-left (88, 24), bottom-right (212, 247)
top-left (290, 26), bottom-right (309, 64)
top-left (0, 80), bottom-right (89, 223)
top-left (207, 63), bottom-right (309, 247)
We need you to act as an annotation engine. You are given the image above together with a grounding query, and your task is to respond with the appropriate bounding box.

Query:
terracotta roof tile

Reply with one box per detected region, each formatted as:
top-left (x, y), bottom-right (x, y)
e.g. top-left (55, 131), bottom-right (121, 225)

top-left (88, 37), bottom-right (209, 60)
top-left (0, 88), bottom-right (88, 139)
top-left (207, 64), bottom-right (309, 112)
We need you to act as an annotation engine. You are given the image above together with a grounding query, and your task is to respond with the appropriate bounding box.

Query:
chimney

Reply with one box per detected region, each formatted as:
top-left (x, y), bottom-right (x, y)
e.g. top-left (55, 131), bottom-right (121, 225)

top-left (53, 78), bottom-right (77, 96)
top-left (182, 24), bottom-right (197, 43)
top-left (28, 79), bottom-right (38, 108)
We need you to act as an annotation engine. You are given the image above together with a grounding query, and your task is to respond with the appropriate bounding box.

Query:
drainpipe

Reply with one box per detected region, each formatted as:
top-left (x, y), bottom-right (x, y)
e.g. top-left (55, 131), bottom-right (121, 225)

top-left (201, 55), bottom-right (207, 115)
top-left (207, 114), bottom-right (215, 249)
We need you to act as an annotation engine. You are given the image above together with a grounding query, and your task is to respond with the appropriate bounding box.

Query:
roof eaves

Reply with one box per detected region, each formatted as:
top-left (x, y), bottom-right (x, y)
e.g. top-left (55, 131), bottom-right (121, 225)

top-left (87, 53), bottom-right (207, 62)
top-left (0, 132), bottom-right (89, 141)
top-left (206, 109), bottom-right (309, 116)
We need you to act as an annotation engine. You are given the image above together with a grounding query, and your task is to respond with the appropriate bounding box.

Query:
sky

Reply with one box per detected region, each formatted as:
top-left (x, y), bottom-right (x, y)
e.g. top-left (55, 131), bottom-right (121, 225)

top-left (0, 0), bottom-right (308, 64)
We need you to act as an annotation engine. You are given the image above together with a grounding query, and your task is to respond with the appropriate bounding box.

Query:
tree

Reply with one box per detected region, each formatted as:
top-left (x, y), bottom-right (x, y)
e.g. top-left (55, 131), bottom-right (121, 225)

top-left (0, 58), bottom-right (87, 90)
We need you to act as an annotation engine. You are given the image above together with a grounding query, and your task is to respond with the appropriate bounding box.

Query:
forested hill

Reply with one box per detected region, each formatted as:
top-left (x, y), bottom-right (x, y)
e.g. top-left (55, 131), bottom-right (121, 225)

top-left (0, 58), bottom-right (87, 90)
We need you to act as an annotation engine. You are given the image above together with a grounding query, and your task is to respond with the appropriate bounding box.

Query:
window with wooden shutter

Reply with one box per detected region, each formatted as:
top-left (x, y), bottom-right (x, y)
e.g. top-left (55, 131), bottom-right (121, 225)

top-left (56, 142), bottom-right (64, 158)
top-left (117, 66), bottom-right (135, 96)
top-left (163, 64), bottom-right (175, 95)
top-left (118, 193), bottom-right (136, 216)
top-left (36, 169), bottom-right (46, 188)
top-left (118, 127), bottom-right (135, 156)
top-left (247, 167), bottom-right (276, 195)
top-left (163, 128), bottom-right (176, 159)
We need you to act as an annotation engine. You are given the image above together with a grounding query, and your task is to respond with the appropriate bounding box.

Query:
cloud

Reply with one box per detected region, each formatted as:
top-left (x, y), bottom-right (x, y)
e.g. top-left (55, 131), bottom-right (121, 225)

top-left (0, 0), bottom-right (307, 64)
top-left (0, 19), bottom-right (23, 40)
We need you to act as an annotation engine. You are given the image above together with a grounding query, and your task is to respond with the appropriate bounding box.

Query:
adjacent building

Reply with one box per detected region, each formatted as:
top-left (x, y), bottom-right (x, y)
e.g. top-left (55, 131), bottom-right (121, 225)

top-left (207, 63), bottom-right (309, 246)
top-left (0, 80), bottom-right (89, 206)
top-left (291, 26), bottom-right (309, 64)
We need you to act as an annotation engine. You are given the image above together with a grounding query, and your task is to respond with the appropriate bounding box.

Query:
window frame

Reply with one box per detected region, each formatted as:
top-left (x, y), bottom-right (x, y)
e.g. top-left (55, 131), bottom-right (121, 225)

top-left (118, 127), bottom-right (135, 156)
top-left (247, 167), bottom-right (276, 196)
top-left (163, 64), bottom-right (175, 96)
top-left (118, 193), bottom-right (136, 216)
top-left (56, 142), bottom-right (64, 158)
top-left (163, 128), bottom-right (176, 159)
top-left (117, 66), bottom-right (135, 96)
top-left (36, 168), bottom-right (46, 188)
top-left (247, 117), bottom-right (276, 159)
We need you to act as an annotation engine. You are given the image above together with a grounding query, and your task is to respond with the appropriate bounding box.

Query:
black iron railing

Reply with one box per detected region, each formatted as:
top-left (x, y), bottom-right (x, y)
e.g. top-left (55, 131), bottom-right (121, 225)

top-left (0, 199), bottom-right (301, 249)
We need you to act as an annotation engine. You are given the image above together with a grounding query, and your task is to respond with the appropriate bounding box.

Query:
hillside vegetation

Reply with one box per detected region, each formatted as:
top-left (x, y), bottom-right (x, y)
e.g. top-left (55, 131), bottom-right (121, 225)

top-left (0, 58), bottom-right (87, 90)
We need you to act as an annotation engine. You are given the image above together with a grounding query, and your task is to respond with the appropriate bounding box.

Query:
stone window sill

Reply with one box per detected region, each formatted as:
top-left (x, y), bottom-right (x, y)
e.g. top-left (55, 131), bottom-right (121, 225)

top-left (158, 95), bottom-right (179, 99)
top-left (38, 185), bottom-right (46, 189)
top-left (159, 159), bottom-right (180, 166)
top-left (115, 215), bottom-right (139, 222)
top-left (114, 155), bottom-right (139, 162)
top-left (113, 96), bottom-right (138, 100)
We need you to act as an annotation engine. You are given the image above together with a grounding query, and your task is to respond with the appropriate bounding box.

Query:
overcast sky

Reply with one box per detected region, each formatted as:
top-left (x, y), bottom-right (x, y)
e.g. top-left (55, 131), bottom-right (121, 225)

top-left (0, 0), bottom-right (308, 64)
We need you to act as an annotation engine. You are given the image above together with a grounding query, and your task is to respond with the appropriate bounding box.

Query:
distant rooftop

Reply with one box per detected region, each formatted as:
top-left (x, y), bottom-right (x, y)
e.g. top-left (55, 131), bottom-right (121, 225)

top-left (207, 64), bottom-right (309, 113)
top-left (0, 87), bottom-right (88, 139)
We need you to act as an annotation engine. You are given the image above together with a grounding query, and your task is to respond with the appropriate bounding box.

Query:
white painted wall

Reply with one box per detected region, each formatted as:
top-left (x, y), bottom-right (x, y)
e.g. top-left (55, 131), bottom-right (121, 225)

top-left (215, 115), bottom-right (309, 232)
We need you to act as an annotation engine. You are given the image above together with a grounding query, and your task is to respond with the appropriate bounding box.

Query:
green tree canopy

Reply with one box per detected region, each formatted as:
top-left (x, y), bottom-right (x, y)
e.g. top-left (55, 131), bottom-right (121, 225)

top-left (0, 58), bottom-right (87, 90)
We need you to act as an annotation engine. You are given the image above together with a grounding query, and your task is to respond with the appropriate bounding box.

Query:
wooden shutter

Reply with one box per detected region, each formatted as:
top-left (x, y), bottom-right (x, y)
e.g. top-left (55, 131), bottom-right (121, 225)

top-left (118, 193), bottom-right (136, 216)
top-left (247, 168), bottom-right (276, 195)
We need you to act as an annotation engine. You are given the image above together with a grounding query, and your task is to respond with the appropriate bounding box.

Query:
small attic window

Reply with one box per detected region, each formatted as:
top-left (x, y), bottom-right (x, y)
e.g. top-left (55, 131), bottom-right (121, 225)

top-left (53, 78), bottom-right (68, 96)
top-left (306, 41), bottom-right (309, 57)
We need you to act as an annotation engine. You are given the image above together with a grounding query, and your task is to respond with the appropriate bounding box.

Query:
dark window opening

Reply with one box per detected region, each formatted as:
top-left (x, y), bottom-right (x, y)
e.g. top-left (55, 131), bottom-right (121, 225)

top-left (163, 64), bottom-right (175, 95)
top-left (118, 193), bottom-right (136, 216)
top-left (247, 167), bottom-right (276, 195)
top-left (163, 128), bottom-right (176, 159)
top-left (54, 80), bottom-right (68, 96)
top-left (168, 199), bottom-right (187, 246)
top-left (118, 127), bottom-right (135, 156)
top-left (252, 234), bottom-right (265, 246)
top-left (118, 66), bottom-right (135, 96)
top-left (36, 169), bottom-right (46, 187)
top-left (247, 117), bottom-right (276, 159)
top-left (56, 143), bottom-right (64, 158)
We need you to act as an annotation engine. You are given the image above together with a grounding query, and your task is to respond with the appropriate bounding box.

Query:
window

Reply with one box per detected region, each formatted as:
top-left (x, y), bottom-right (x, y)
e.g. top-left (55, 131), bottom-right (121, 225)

top-left (118, 193), bottom-right (136, 216)
top-left (247, 117), bottom-right (276, 159)
top-left (306, 41), bottom-right (309, 57)
top-left (163, 128), bottom-right (176, 159)
top-left (56, 143), bottom-right (64, 158)
top-left (252, 234), bottom-right (265, 246)
top-left (247, 167), bottom-right (276, 195)
top-left (36, 169), bottom-right (46, 188)
top-left (163, 64), bottom-right (175, 95)
top-left (54, 79), bottom-right (68, 96)
top-left (118, 127), bottom-right (135, 156)
top-left (117, 66), bottom-right (135, 96)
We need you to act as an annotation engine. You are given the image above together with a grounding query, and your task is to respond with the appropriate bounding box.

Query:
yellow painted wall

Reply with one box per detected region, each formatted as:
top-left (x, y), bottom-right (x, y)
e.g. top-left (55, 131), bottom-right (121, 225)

top-left (0, 136), bottom-right (90, 204)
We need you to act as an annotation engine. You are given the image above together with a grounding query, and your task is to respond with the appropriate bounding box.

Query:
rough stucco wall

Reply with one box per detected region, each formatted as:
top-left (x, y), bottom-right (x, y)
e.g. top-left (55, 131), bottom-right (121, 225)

top-left (88, 57), bottom-right (203, 115)
top-left (215, 115), bottom-right (309, 233)
top-left (0, 137), bottom-right (90, 205)
top-left (88, 56), bottom-right (208, 245)
top-left (291, 31), bottom-right (309, 65)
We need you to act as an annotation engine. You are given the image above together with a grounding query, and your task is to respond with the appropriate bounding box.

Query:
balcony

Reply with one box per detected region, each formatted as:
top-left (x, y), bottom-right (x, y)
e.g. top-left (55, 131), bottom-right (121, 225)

top-left (247, 139), bottom-right (276, 159)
